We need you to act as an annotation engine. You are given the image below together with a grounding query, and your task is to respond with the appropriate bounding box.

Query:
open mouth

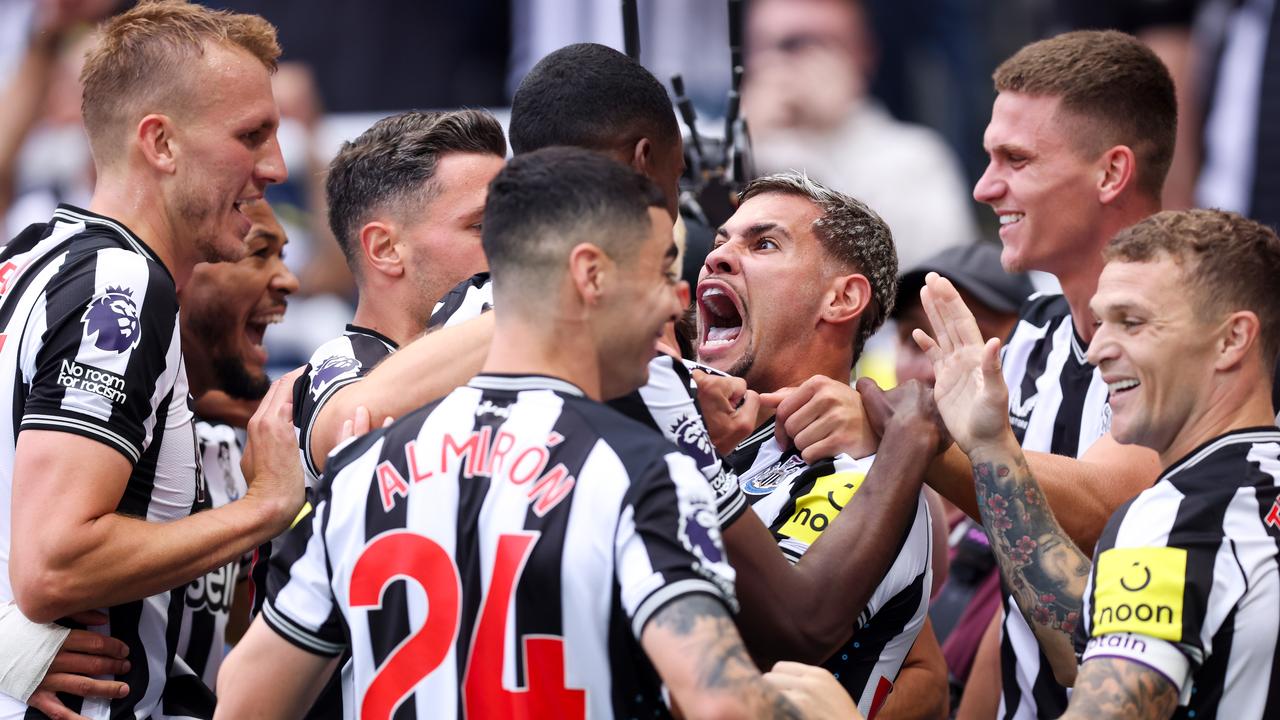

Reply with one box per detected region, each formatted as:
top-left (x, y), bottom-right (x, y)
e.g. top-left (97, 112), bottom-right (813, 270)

top-left (244, 309), bottom-right (284, 362)
top-left (999, 212), bottom-right (1024, 227)
top-left (698, 283), bottom-right (744, 349)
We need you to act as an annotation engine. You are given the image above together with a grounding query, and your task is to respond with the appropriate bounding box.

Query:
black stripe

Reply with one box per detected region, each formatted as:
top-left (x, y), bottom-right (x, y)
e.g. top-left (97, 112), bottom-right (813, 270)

top-left (997, 621), bottom-right (1021, 720)
top-left (108, 597), bottom-right (149, 718)
top-left (824, 569), bottom-right (927, 698)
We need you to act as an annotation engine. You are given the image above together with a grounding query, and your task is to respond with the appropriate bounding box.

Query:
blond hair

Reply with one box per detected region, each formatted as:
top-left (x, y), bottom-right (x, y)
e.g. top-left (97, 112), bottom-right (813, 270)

top-left (80, 0), bottom-right (280, 163)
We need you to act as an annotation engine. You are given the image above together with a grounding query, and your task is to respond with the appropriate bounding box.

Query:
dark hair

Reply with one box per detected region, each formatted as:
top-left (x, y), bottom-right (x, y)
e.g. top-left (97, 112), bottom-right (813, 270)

top-left (739, 172), bottom-right (897, 358)
top-left (1105, 209), bottom-right (1280, 366)
top-left (993, 30), bottom-right (1176, 199)
top-left (482, 147), bottom-right (667, 306)
top-left (509, 43), bottom-right (679, 155)
top-left (324, 109), bottom-right (507, 273)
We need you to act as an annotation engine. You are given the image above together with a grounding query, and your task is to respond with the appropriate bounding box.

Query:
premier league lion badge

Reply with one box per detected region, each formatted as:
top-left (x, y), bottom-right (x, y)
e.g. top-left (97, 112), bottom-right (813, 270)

top-left (81, 286), bottom-right (141, 353)
top-left (310, 355), bottom-right (362, 400)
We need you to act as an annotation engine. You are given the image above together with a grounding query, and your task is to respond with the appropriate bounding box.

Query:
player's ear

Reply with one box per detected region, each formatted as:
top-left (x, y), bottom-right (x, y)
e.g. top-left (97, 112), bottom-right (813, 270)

top-left (1215, 310), bottom-right (1261, 372)
top-left (568, 242), bottom-right (608, 306)
top-left (825, 272), bottom-right (871, 325)
top-left (360, 221), bottom-right (403, 279)
top-left (630, 137), bottom-right (654, 176)
top-left (138, 114), bottom-right (176, 174)
top-left (1097, 145), bottom-right (1136, 204)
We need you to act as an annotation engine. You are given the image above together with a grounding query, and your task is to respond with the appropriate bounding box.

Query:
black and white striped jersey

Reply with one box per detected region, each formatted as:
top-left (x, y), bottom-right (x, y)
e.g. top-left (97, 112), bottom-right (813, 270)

top-left (608, 354), bottom-right (746, 525)
top-left (175, 419), bottom-right (246, 689)
top-left (0, 205), bottom-right (206, 720)
top-left (263, 374), bottom-right (736, 720)
top-left (292, 325), bottom-right (398, 488)
top-left (725, 421), bottom-right (932, 718)
top-left (1076, 428), bottom-right (1280, 719)
top-left (997, 293), bottom-right (1110, 719)
top-left (427, 272), bottom-right (492, 331)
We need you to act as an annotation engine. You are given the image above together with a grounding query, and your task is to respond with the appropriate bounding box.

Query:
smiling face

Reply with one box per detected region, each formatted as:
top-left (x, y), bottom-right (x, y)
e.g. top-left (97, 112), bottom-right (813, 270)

top-left (973, 92), bottom-right (1103, 275)
top-left (597, 207), bottom-right (683, 399)
top-left (169, 42), bottom-right (287, 265)
top-left (696, 192), bottom-right (833, 392)
top-left (182, 200), bottom-right (298, 399)
top-left (1086, 257), bottom-right (1219, 456)
top-left (397, 151), bottom-right (506, 325)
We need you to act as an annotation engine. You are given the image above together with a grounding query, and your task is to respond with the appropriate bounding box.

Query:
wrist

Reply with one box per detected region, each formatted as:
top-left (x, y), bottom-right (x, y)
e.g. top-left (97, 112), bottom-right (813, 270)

top-left (966, 430), bottom-right (1021, 463)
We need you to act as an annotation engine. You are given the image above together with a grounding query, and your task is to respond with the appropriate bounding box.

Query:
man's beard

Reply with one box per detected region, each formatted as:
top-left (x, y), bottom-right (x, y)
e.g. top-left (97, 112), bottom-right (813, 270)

top-left (212, 355), bottom-right (270, 400)
top-left (725, 349), bottom-right (755, 382)
top-left (175, 184), bottom-right (244, 264)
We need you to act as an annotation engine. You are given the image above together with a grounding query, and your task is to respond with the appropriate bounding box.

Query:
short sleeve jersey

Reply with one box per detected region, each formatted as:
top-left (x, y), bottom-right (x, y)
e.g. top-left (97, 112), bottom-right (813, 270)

top-left (264, 375), bottom-right (737, 719)
top-left (726, 420), bottom-right (933, 717)
top-left (0, 205), bottom-right (204, 719)
top-left (1077, 428), bottom-right (1280, 719)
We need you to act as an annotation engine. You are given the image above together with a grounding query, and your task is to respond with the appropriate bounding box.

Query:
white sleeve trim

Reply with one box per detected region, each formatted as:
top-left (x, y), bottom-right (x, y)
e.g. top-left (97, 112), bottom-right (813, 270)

top-left (261, 600), bottom-right (345, 657)
top-left (1082, 632), bottom-right (1194, 704)
top-left (631, 578), bottom-right (731, 641)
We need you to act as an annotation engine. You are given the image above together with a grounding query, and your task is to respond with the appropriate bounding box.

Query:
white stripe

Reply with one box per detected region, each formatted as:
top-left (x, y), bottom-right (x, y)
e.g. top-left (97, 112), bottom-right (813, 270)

top-left (1164, 432), bottom-right (1280, 480)
top-left (630, 578), bottom-right (727, 639)
top-left (20, 414), bottom-right (139, 461)
top-left (1020, 318), bottom-right (1072, 454)
top-left (51, 208), bottom-right (152, 260)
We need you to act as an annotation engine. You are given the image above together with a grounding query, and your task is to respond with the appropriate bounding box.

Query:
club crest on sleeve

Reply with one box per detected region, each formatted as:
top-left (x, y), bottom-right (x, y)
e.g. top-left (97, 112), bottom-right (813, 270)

top-left (81, 286), bottom-right (141, 353)
top-left (310, 355), bottom-right (361, 399)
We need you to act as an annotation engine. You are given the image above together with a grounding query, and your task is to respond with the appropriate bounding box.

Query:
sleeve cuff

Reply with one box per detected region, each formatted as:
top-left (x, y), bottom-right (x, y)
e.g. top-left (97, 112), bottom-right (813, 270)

top-left (261, 600), bottom-right (345, 658)
top-left (1082, 632), bottom-right (1194, 704)
top-left (21, 413), bottom-right (140, 464)
top-left (631, 579), bottom-right (734, 641)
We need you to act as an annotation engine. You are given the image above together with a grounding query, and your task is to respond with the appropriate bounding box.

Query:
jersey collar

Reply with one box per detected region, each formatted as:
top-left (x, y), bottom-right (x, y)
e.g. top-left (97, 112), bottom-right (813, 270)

top-left (52, 203), bottom-right (165, 270)
top-left (468, 374), bottom-right (586, 397)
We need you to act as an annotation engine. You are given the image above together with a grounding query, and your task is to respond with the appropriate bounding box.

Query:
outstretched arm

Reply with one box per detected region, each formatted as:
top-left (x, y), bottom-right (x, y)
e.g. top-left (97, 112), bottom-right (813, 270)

top-left (308, 312), bottom-right (492, 470)
top-left (915, 273), bottom-right (1090, 685)
top-left (214, 616), bottom-right (338, 719)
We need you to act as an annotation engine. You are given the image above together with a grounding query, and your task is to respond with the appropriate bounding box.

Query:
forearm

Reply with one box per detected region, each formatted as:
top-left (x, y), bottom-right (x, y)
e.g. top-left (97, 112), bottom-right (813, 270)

top-left (13, 494), bottom-right (288, 623)
top-left (1059, 657), bottom-right (1178, 720)
top-left (729, 427), bottom-right (934, 664)
top-left (929, 443), bottom-right (1153, 554)
top-left (967, 432), bottom-right (1089, 684)
top-left (310, 312), bottom-right (492, 468)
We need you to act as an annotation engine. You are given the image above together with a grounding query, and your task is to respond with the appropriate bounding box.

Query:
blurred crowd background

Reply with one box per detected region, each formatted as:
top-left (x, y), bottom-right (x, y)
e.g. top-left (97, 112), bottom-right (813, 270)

top-left (0, 0), bottom-right (1274, 377)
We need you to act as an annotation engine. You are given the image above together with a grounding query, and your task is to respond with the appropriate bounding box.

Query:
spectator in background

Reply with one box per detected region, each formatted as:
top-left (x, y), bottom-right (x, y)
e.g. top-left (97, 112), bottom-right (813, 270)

top-left (741, 0), bottom-right (977, 271)
top-left (892, 242), bottom-right (1034, 716)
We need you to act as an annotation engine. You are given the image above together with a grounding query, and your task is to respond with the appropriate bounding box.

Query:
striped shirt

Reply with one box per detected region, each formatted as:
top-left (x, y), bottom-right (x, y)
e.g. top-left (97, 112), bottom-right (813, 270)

top-left (264, 374), bottom-right (736, 719)
top-left (725, 421), bottom-right (933, 718)
top-left (175, 419), bottom-right (246, 689)
top-left (293, 325), bottom-right (398, 488)
top-left (998, 293), bottom-right (1110, 719)
top-left (427, 272), bottom-right (493, 331)
top-left (1077, 428), bottom-right (1280, 719)
top-left (0, 205), bottom-right (205, 720)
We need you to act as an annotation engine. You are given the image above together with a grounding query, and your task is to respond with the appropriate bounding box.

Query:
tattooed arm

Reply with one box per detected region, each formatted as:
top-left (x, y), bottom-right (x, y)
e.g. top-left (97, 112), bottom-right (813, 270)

top-left (968, 436), bottom-right (1092, 685)
top-left (913, 272), bottom-right (1092, 685)
top-left (641, 594), bottom-right (807, 720)
top-left (1060, 657), bottom-right (1179, 720)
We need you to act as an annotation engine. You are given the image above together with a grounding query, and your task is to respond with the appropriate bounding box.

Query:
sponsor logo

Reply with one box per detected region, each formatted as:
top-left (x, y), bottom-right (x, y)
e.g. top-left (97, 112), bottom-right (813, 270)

top-left (81, 286), bottom-right (141, 353)
top-left (186, 562), bottom-right (237, 614)
top-left (1092, 546), bottom-right (1185, 642)
top-left (778, 471), bottom-right (866, 546)
top-left (310, 355), bottom-right (361, 399)
top-left (1265, 496), bottom-right (1280, 530)
top-left (668, 413), bottom-right (717, 468)
top-left (0, 261), bottom-right (19, 295)
top-left (1008, 385), bottom-right (1036, 430)
top-left (57, 359), bottom-right (127, 404)
top-left (740, 455), bottom-right (807, 495)
top-left (475, 399), bottom-right (510, 418)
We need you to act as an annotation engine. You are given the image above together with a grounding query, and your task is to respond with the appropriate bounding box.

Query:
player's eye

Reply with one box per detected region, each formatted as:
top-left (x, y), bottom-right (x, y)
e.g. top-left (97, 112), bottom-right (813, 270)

top-left (756, 237), bottom-right (779, 251)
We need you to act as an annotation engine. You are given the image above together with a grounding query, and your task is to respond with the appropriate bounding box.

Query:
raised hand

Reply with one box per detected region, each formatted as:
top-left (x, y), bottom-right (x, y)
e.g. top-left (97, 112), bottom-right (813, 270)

top-left (242, 368), bottom-right (307, 530)
top-left (857, 377), bottom-right (952, 458)
top-left (911, 272), bottom-right (1012, 453)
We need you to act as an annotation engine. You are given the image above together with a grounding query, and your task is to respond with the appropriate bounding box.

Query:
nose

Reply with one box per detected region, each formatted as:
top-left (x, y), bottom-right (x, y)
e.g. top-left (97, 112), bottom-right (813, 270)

top-left (702, 239), bottom-right (741, 276)
top-left (271, 257), bottom-right (299, 297)
top-left (973, 161), bottom-right (1003, 205)
top-left (257, 132), bottom-right (289, 186)
top-left (1085, 322), bottom-right (1115, 367)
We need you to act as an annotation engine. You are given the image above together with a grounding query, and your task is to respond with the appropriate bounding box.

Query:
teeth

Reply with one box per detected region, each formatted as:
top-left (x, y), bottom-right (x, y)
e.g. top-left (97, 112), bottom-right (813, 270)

top-left (1108, 379), bottom-right (1139, 393)
top-left (248, 313), bottom-right (284, 326)
top-left (701, 287), bottom-right (725, 300)
top-left (1000, 213), bottom-right (1024, 225)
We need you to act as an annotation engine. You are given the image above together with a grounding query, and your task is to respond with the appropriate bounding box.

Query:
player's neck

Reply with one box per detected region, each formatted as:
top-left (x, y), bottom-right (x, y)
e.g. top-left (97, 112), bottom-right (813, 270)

top-left (351, 290), bottom-right (425, 348)
top-left (88, 181), bottom-right (190, 289)
top-left (1059, 200), bottom-right (1161, 344)
top-left (483, 315), bottom-right (602, 401)
top-left (1160, 370), bottom-right (1276, 467)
